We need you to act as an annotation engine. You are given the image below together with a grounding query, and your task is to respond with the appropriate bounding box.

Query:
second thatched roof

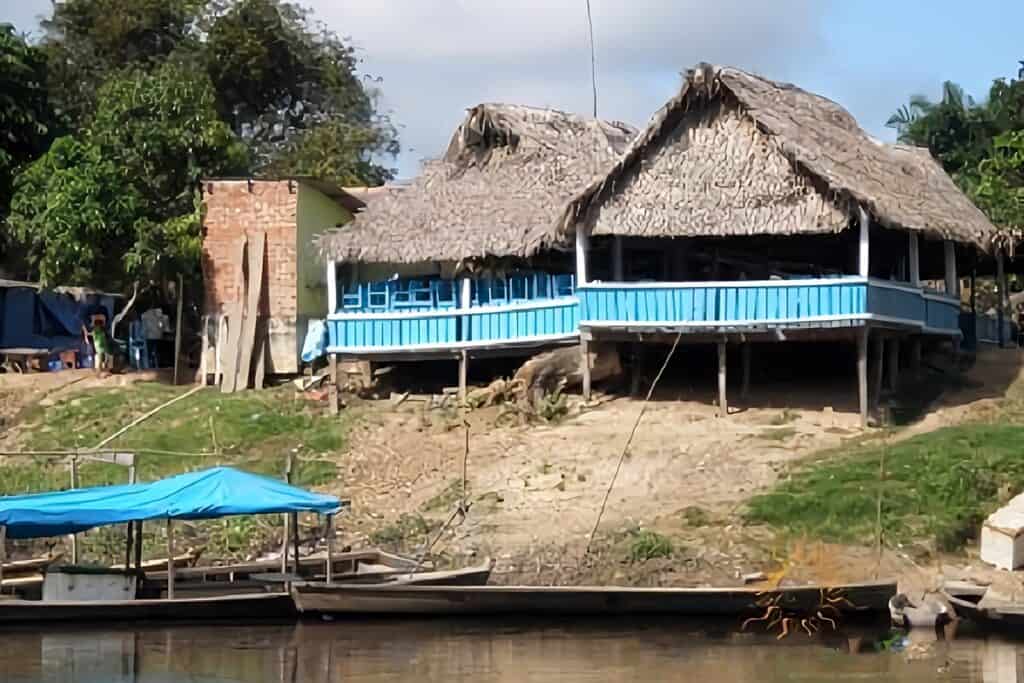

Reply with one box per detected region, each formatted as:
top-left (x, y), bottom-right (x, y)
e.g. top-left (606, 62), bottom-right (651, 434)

top-left (316, 104), bottom-right (636, 264)
top-left (561, 64), bottom-right (999, 250)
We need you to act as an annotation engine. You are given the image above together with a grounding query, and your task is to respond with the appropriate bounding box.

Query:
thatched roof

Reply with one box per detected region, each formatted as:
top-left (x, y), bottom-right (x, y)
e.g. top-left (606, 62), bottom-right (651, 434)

top-left (561, 64), bottom-right (999, 250)
top-left (315, 103), bottom-right (636, 264)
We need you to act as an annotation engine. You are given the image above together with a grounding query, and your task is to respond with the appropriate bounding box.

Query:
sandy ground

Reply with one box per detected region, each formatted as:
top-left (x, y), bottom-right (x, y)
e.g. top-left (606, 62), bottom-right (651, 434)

top-left (334, 346), bottom-right (1024, 587)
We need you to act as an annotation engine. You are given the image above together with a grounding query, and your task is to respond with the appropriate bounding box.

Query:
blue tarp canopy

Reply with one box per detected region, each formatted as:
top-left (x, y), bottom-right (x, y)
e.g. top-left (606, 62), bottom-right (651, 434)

top-left (0, 467), bottom-right (343, 539)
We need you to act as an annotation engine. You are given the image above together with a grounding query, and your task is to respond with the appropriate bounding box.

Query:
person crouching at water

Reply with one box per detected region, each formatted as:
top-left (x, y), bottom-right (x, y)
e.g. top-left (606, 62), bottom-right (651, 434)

top-left (83, 312), bottom-right (110, 376)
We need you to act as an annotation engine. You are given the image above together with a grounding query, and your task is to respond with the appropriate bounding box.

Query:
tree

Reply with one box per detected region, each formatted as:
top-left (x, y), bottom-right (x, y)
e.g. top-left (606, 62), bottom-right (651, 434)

top-left (8, 137), bottom-right (141, 288)
top-left (41, 0), bottom-right (204, 123)
top-left (0, 25), bottom-right (57, 215)
top-left (8, 63), bottom-right (246, 286)
top-left (203, 0), bottom-right (396, 181)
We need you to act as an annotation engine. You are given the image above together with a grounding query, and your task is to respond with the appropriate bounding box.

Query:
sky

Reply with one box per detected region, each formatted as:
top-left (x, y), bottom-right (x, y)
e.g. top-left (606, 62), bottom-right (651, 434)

top-left (4, 0), bottom-right (1023, 179)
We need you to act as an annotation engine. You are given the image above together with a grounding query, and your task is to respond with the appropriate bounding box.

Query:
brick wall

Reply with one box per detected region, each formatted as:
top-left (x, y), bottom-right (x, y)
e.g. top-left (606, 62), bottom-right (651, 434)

top-left (201, 179), bottom-right (299, 372)
top-left (201, 180), bottom-right (297, 318)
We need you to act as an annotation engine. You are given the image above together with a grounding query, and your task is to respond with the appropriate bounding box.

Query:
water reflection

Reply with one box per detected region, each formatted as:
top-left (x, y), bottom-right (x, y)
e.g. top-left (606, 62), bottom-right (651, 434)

top-left (1, 619), bottom-right (1022, 682)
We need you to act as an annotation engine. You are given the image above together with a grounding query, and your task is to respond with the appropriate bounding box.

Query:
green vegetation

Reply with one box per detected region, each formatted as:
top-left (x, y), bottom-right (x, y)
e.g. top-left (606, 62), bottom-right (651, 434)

top-left (889, 67), bottom-right (1024, 238)
top-left (2, 0), bottom-right (397, 288)
top-left (370, 514), bottom-right (435, 550)
top-left (757, 427), bottom-right (797, 442)
top-left (680, 505), bottom-right (712, 527)
top-left (626, 529), bottom-right (674, 563)
top-left (3, 382), bottom-right (351, 562)
top-left (422, 481), bottom-right (463, 513)
top-left (769, 409), bottom-right (799, 426)
top-left (747, 422), bottom-right (1024, 552)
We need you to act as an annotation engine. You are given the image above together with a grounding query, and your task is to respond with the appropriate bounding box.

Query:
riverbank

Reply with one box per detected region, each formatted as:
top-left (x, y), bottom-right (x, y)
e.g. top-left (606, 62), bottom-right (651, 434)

top-left (0, 346), bottom-right (1020, 592)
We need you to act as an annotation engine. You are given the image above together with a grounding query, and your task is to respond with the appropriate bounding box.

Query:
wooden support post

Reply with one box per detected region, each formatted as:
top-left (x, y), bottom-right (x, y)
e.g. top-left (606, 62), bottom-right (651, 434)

top-left (458, 350), bottom-right (469, 405)
top-left (0, 525), bottom-right (6, 590)
top-left (69, 456), bottom-right (79, 564)
top-left (870, 334), bottom-right (884, 415)
top-left (857, 328), bottom-right (868, 428)
top-left (133, 521), bottom-right (143, 570)
top-left (717, 341), bottom-right (728, 417)
top-left (173, 274), bottom-right (184, 386)
top-left (908, 232), bottom-right (920, 286)
top-left (909, 337), bottom-right (922, 380)
top-left (581, 338), bottom-right (592, 401)
top-left (328, 353), bottom-right (339, 415)
top-left (997, 249), bottom-right (1008, 347)
top-left (200, 316), bottom-right (209, 386)
top-left (858, 206), bottom-right (870, 278)
top-left (944, 241), bottom-right (959, 298)
top-left (325, 514), bottom-right (334, 584)
top-left (885, 338), bottom-right (900, 393)
top-left (281, 454), bottom-right (293, 575)
top-left (326, 260), bottom-right (338, 315)
top-left (166, 518), bottom-right (175, 600)
top-left (612, 236), bottom-right (624, 281)
top-left (215, 316), bottom-right (227, 387)
top-left (291, 511), bottom-right (300, 576)
top-left (741, 343), bottom-right (751, 399)
top-left (575, 224), bottom-right (589, 286)
top-left (125, 517), bottom-right (134, 570)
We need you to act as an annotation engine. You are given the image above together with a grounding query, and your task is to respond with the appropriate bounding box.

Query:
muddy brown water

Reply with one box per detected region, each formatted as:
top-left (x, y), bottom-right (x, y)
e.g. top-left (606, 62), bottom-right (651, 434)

top-left (0, 619), bottom-right (1019, 682)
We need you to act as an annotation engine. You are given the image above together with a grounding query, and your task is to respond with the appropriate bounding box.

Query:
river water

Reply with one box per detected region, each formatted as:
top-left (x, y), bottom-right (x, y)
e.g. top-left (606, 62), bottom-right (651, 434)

top-left (0, 619), bottom-right (1020, 682)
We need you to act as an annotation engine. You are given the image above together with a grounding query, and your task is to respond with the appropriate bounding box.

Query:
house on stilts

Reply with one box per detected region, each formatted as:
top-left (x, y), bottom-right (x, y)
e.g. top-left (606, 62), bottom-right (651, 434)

top-left (560, 64), bottom-right (1002, 424)
top-left (314, 104), bottom-right (635, 389)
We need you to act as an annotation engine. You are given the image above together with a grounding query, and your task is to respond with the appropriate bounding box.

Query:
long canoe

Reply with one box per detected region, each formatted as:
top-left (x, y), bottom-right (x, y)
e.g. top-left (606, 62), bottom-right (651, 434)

top-left (291, 580), bottom-right (896, 617)
top-left (0, 592), bottom-right (294, 624)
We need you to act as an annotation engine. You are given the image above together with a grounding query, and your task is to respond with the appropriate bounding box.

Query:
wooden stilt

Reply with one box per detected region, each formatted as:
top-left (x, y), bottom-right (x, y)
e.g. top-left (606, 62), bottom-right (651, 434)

top-left (909, 337), bottom-right (922, 380)
top-left (458, 350), bottom-right (469, 405)
top-left (166, 519), bottom-right (175, 600)
top-left (325, 514), bottom-right (334, 584)
top-left (328, 353), bottom-right (339, 415)
top-left (870, 334), bottom-right (884, 415)
top-left (857, 328), bottom-right (868, 428)
top-left (885, 338), bottom-right (900, 393)
top-left (581, 339), bottom-right (592, 401)
top-left (281, 455), bottom-right (293, 575)
top-left (741, 343), bottom-right (751, 399)
top-left (629, 344), bottom-right (642, 397)
top-left (612, 236), bottom-right (624, 281)
top-left (717, 341), bottom-right (727, 417)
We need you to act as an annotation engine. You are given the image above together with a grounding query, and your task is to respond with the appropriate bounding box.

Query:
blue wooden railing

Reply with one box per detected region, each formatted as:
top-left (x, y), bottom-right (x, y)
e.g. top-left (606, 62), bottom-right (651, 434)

top-left (326, 298), bottom-right (580, 352)
top-left (326, 276), bottom-right (963, 354)
top-left (577, 277), bottom-right (962, 334)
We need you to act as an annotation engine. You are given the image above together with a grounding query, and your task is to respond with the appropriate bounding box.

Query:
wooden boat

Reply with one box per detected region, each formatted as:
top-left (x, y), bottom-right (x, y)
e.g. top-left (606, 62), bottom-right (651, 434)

top-left (943, 582), bottom-right (1024, 631)
top-left (293, 557), bottom-right (494, 601)
top-left (0, 592), bottom-right (295, 624)
top-left (291, 579), bottom-right (896, 617)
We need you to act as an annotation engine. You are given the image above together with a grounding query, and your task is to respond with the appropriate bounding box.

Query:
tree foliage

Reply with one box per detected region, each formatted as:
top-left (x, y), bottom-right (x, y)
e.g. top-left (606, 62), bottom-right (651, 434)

top-left (0, 25), bottom-right (57, 214)
top-left (2, 0), bottom-right (397, 289)
top-left (8, 137), bottom-right (141, 287)
top-left (889, 68), bottom-right (1024, 232)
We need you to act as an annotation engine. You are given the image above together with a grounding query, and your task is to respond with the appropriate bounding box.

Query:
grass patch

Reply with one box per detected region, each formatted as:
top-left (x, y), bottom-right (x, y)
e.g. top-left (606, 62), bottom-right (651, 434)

top-left (626, 529), bottom-right (674, 563)
top-left (680, 505), bottom-right (712, 527)
top-left (423, 481), bottom-right (462, 512)
top-left (2, 382), bottom-right (353, 562)
top-left (370, 514), bottom-right (436, 549)
top-left (757, 427), bottom-right (797, 442)
top-left (747, 422), bottom-right (1024, 552)
top-left (769, 408), bottom-right (800, 426)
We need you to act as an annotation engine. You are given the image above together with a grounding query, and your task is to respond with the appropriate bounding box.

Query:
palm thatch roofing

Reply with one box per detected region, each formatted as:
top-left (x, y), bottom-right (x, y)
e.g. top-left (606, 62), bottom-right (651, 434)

top-left (315, 103), bottom-right (636, 264)
top-left (560, 64), bottom-right (999, 250)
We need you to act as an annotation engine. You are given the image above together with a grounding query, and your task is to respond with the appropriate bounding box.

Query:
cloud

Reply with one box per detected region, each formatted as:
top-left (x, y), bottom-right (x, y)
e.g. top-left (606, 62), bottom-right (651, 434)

top-left (308, 0), bottom-right (836, 177)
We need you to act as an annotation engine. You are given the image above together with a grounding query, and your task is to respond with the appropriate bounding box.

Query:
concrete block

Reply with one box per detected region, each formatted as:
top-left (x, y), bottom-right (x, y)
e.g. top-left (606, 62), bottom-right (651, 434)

top-left (981, 506), bottom-right (1024, 570)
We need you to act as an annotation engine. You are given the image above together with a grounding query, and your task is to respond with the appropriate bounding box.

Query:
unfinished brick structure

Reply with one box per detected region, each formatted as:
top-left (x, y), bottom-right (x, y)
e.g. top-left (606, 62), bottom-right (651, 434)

top-left (201, 178), bottom-right (363, 374)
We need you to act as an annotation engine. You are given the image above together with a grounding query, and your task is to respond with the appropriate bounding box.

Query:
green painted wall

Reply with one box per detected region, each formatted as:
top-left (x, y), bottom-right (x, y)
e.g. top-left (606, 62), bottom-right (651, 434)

top-left (296, 184), bottom-right (353, 317)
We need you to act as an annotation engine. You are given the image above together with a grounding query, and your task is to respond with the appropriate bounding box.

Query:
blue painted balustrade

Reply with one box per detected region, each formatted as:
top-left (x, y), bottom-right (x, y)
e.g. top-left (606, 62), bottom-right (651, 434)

top-left (578, 278), bottom-right (868, 326)
top-left (327, 298), bottom-right (580, 352)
